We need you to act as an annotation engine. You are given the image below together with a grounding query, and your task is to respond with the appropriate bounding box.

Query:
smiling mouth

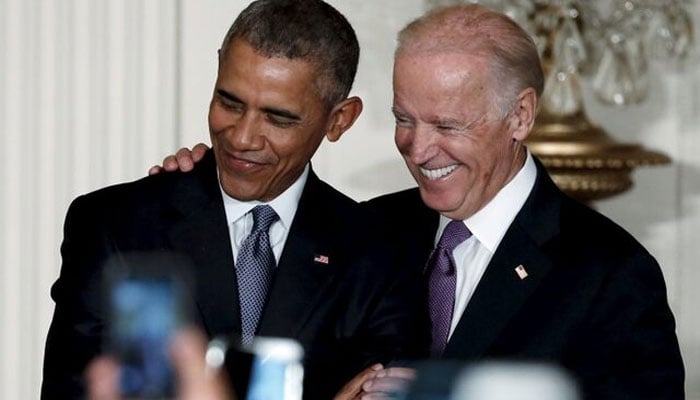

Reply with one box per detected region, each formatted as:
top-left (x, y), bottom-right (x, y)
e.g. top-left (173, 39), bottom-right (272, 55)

top-left (222, 150), bottom-right (266, 167)
top-left (419, 164), bottom-right (458, 180)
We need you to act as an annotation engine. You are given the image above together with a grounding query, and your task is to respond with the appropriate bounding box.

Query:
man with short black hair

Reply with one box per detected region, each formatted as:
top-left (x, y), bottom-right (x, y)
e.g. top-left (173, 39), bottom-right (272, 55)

top-left (42, 1), bottom-right (428, 399)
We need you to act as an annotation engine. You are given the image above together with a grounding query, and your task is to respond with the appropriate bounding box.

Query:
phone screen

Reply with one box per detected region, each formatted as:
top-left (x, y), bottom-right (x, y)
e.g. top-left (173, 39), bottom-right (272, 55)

top-left (246, 351), bottom-right (304, 400)
top-left (110, 276), bottom-right (183, 398)
top-left (208, 336), bottom-right (304, 400)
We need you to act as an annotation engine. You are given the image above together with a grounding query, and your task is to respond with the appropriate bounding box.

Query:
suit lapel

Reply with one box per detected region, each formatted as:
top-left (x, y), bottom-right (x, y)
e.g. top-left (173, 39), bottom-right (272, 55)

top-left (372, 188), bottom-right (439, 275)
top-left (258, 170), bottom-right (341, 338)
top-left (444, 160), bottom-right (563, 359)
top-left (166, 151), bottom-right (241, 337)
top-left (443, 224), bottom-right (554, 359)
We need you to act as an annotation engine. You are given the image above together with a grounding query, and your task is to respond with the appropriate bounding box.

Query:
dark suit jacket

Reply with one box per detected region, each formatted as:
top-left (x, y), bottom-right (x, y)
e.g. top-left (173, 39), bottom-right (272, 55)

top-left (42, 150), bottom-right (428, 400)
top-left (368, 159), bottom-right (684, 399)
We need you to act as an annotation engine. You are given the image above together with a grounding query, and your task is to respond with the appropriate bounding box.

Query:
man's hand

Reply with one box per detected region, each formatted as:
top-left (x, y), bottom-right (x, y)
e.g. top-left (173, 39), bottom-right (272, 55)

top-left (334, 365), bottom-right (416, 400)
top-left (360, 367), bottom-right (416, 400)
top-left (334, 364), bottom-right (383, 400)
top-left (148, 143), bottom-right (210, 175)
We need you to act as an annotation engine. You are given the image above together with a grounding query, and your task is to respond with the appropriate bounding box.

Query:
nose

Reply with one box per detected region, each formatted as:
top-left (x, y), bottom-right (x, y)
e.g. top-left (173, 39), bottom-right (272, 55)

top-left (398, 123), bottom-right (436, 165)
top-left (226, 112), bottom-right (264, 151)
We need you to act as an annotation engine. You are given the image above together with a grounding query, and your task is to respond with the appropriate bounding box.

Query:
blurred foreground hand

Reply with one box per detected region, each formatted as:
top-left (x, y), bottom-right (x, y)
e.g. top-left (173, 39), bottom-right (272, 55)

top-left (86, 328), bottom-right (234, 400)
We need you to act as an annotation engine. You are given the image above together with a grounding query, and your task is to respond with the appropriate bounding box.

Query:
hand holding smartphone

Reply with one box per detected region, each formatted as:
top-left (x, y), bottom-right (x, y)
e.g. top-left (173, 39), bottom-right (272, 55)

top-left (104, 252), bottom-right (193, 398)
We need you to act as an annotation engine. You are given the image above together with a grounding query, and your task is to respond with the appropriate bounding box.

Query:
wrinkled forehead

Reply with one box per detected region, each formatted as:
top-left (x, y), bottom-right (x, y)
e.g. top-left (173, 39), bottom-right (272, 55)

top-left (393, 51), bottom-right (493, 89)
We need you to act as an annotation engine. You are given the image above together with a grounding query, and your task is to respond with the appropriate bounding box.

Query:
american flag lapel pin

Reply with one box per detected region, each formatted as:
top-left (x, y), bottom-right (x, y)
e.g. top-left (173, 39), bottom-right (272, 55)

top-left (314, 254), bottom-right (330, 265)
top-left (515, 264), bottom-right (528, 280)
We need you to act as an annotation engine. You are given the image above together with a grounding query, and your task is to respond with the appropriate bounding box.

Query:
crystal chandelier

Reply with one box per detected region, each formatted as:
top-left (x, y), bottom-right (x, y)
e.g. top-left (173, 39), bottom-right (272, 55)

top-left (425, 0), bottom-right (695, 201)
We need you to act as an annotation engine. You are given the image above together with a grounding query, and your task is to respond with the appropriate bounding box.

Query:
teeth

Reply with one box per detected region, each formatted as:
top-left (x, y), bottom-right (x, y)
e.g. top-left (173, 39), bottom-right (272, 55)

top-left (419, 164), bottom-right (458, 180)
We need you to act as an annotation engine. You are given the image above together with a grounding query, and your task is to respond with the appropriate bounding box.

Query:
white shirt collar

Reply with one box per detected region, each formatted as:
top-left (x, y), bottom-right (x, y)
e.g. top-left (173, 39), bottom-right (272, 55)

top-left (437, 150), bottom-right (536, 252)
top-left (219, 164), bottom-right (309, 230)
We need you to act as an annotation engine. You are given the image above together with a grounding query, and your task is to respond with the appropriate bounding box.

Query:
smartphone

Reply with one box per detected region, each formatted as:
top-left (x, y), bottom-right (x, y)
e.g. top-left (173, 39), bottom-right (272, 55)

top-left (105, 252), bottom-right (192, 398)
top-left (207, 336), bottom-right (305, 400)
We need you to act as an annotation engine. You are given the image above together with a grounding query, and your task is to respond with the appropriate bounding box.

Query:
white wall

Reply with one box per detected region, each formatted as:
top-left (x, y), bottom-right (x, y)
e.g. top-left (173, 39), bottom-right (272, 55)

top-left (0, 1), bottom-right (178, 398)
top-left (1, 0), bottom-right (698, 398)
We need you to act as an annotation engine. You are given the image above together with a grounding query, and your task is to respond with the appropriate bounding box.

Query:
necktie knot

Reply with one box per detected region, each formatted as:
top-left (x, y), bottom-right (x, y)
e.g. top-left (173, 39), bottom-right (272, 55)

top-left (251, 205), bottom-right (278, 233)
top-left (437, 220), bottom-right (471, 252)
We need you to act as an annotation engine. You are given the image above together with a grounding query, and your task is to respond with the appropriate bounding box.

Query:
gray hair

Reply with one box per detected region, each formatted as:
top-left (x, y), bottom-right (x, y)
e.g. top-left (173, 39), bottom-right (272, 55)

top-left (396, 4), bottom-right (544, 117)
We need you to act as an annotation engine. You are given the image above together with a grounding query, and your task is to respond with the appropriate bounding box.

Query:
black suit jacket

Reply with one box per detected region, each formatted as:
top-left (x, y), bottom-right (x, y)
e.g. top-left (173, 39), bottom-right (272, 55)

top-left (42, 150), bottom-right (428, 400)
top-left (368, 159), bottom-right (684, 399)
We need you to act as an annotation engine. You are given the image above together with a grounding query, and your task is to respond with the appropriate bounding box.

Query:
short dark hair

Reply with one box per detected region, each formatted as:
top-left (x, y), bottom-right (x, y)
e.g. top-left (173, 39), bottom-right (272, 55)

top-left (221, 0), bottom-right (359, 107)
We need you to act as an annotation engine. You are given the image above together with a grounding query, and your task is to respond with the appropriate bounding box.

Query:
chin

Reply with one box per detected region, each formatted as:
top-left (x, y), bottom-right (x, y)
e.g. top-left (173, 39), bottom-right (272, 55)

top-left (419, 189), bottom-right (448, 213)
top-left (422, 189), bottom-right (470, 216)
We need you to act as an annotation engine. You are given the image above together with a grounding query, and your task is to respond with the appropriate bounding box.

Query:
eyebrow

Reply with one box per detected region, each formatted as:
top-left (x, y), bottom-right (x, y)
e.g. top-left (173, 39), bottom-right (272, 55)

top-left (216, 89), bottom-right (301, 121)
top-left (391, 106), bottom-right (408, 117)
top-left (431, 117), bottom-right (464, 127)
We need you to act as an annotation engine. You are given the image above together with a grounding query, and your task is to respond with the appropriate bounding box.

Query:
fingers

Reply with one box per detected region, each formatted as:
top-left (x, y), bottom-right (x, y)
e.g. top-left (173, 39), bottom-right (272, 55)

top-left (160, 153), bottom-right (186, 172)
top-left (333, 364), bottom-right (384, 400)
top-left (374, 367), bottom-right (416, 380)
top-left (148, 165), bottom-right (163, 175)
top-left (192, 143), bottom-right (209, 162)
top-left (171, 328), bottom-right (234, 400)
top-left (150, 143), bottom-right (209, 175)
top-left (85, 356), bottom-right (120, 400)
top-left (361, 367), bottom-right (416, 398)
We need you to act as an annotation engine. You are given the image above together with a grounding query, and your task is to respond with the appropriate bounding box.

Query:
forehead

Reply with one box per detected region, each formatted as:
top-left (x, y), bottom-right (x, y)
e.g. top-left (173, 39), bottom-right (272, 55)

top-left (393, 52), bottom-right (493, 116)
top-left (219, 39), bottom-right (322, 101)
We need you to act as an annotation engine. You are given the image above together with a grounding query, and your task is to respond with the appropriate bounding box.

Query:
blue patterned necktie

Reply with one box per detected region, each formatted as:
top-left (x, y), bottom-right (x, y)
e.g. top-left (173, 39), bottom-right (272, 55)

top-left (428, 220), bottom-right (471, 356)
top-left (236, 205), bottom-right (279, 345)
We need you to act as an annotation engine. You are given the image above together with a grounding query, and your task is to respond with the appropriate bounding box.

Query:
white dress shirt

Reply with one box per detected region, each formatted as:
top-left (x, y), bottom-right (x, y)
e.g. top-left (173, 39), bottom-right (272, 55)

top-left (220, 164), bottom-right (309, 264)
top-left (436, 151), bottom-right (537, 339)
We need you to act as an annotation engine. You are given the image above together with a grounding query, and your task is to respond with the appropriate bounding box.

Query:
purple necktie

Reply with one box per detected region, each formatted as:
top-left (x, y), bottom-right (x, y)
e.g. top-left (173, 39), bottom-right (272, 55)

top-left (428, 220), bottom-right (471, 356)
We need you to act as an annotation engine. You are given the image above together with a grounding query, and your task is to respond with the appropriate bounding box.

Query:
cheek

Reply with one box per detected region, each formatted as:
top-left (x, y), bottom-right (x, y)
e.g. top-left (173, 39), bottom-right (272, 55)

top-left (208, 110), bottom-right (226, 134)
top-left (394, 129), bottom-right (412, 155)
top-left (272, 133), bottom-right (318, 166)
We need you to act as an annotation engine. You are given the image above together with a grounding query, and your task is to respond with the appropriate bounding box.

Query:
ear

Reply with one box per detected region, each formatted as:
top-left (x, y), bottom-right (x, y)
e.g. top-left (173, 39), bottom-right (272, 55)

top-left (325, 96), bottom-right (363, 142)
top-left (509, 87), bottom-right (537, 142)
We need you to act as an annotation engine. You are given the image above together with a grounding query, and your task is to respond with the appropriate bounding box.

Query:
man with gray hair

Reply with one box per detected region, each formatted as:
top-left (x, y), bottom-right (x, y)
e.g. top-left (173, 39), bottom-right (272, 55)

top-left (347, 4), bottom-right (684, 399)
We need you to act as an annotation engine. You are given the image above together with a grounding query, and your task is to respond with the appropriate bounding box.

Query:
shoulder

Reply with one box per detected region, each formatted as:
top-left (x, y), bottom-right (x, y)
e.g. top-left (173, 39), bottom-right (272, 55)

top-left (523, 166), bottom-right (653, 263)
top-left (300, 177), bottom-right (402, 252)
top-left (519, 169), bottom-right (663, 288)
top-left (365, 187), bottom-right (422, 211)
top-left (364, 187), bottom-right (427, 222)
top-left (66, 153), bottom-right (217, 226)
top-left (560, 197), bottom-right (650, 257)
top-left (538, 195), bottom-right (668, 299)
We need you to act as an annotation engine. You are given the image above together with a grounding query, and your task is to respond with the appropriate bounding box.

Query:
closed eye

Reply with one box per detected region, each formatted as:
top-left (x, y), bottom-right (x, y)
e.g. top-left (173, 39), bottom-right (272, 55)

top-left (392, 108), bottom-right (414, 128)
top-left (216, 90), bottom-right (244, 111)
top-left (263, 107), bottom-right (301, 128)
top-left (267, 113), bottom-right (300, 127)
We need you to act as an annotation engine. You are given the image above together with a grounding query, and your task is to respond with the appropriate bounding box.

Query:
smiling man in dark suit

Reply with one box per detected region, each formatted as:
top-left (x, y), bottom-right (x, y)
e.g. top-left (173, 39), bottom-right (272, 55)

top-left (351, 4), bottom-right (685, 399)
top-left (153, 4), bottom-right (684, 400)
top-left (41, 1), bottom-right (427, 399)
